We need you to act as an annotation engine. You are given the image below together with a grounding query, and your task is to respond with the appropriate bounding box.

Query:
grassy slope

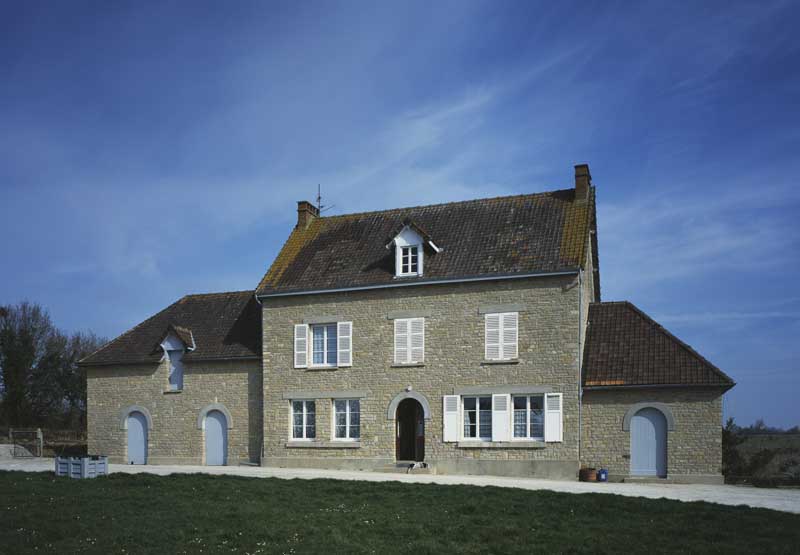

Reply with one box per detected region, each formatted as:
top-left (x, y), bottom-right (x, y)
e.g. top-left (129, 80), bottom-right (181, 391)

top-left (2, 471), bottom-right (799, 554)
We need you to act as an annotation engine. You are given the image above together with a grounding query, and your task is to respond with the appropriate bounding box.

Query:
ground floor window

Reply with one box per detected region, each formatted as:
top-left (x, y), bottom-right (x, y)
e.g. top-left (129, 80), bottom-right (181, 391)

top-left (513, 395), bottom-right (544, 440)
top-left (292, 400), bottom-right (316, 439)
top-left (463, 396), bottom-right (492, 440)
top-left (333, 399), bottom-right (360, 440)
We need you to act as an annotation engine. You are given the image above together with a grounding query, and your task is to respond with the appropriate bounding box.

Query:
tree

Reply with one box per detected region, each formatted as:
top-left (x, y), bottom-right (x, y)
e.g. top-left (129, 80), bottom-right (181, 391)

top-left (0, 302), bottom-right (105, 428)
top-left (0, 302), bottom-right (53, 425)
top-left (722, 417), bottom-right (746, 480)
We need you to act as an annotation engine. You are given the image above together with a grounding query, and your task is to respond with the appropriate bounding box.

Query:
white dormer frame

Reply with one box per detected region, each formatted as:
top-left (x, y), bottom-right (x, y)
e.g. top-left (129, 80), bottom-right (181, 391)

top-left (159, 329), bottom-right (195, 392)
top-left (386, 225), bottom-right (440, 278)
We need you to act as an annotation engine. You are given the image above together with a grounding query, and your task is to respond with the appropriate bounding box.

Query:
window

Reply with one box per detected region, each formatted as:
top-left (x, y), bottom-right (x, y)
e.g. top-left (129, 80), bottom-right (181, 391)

top-left (394, 317), bottom-right (424, 364)
top-left (462, 396), bottom-right (492, 440)
top-left (311, 324), bottom-right (337, 367)
top-left (485, 312), bottom-right (518, 361)
top-left (399, 245), bottom-right (419, 275)
top-left (291, 400), bottom-right (316, 440)
top-left (167, 350), bottom-right (184, 391)
top-left (513, 395), bottom-right (544, 440)
top-left (333, 399), bottom-right (360, 440)
top-left (294, 322), bottom-right (352, 369)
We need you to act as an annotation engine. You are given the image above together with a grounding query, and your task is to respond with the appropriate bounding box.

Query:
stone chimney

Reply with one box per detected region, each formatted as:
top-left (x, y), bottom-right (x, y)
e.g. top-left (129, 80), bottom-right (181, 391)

top-left (574, 163), bottom-right (591, 201)
top-left (296, 201), bottom-right (319, 229)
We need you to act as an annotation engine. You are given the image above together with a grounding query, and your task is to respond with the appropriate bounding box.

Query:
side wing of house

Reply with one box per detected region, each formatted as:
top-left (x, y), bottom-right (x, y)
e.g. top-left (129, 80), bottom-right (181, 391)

top-left (581, 301), bottom-right (735, 484)
top-left (80, 291), bottom-right (263, 466)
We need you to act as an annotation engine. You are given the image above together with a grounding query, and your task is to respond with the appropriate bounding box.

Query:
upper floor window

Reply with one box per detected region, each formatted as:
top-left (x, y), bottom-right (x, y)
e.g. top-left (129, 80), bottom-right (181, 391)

top-left (485, 312), bottom-right (518, 361)
top-left (399, 246), bottom-right (419, 276)
top-left (167, 350), bottom-right (184, 391)
top-left (311, 324), bottom-right (337, 367)
top-left (394, 317), bottom-right (424, 364)
top-left (294, 322), bottom-right (352, 369)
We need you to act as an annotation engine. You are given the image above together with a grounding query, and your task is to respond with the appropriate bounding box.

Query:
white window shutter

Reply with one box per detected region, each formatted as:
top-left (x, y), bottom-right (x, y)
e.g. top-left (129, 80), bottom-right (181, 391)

top-left (485, 313), bottom-right (501, 360)
top-left (337, 321), bottom-right (352, 367)
top-left (491, 393), bottom-right (511, 442)
top-left (502, 312), bottom-right (518, 359)
top-left (410, 318), bottom-right (424, 363)
top-left (442, 395), bottom-right (459, 442)
top-left (544, 393), bottom-right (563, 442)
top-left (394, 319), bottom-right (409, 364)
top-left (293, 324), bottom-right (308, 368)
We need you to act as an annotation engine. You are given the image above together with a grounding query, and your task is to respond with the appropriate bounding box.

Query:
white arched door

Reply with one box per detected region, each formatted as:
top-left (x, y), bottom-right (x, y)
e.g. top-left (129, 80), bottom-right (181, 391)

top-left (630, 407), bottom-right (667, 477)
top-left (127, 411), bottom-right (148, 464)
top-left (205, 410), bottom-right (228, 466)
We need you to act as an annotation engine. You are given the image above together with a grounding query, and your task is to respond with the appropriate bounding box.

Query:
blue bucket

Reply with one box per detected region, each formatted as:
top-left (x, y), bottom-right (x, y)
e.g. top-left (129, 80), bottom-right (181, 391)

top-left (597, 468), bottom-right (608, 482)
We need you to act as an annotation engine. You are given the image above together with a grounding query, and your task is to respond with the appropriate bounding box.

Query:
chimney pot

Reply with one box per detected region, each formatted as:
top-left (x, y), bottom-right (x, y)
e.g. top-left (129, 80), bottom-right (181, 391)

top-left (296, 200), bottom-right (319, 229)
top-left (574, 164), bottom-right (591, 200)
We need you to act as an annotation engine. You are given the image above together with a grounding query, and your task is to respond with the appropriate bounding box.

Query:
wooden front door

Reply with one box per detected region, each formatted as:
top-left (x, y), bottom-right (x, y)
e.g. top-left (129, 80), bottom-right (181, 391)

top-left (396, 399), bottom-right (424, 462)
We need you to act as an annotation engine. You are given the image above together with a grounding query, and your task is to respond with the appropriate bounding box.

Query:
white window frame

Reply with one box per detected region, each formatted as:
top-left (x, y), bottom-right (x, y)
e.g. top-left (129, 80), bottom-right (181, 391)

top-left (332, 399), bottom-right (360, 441)
top-left (309, 323), bottom-right (338, 368)
top-left (290, 400), bottom-right (316, 440)
top-left (485, 311), bottom-right (518, 361)
top-left (397, 245), bottom-right (422, 277)
top-left (394, 317), bottom-right (425, 364)
top-left (461, 396), bottom-right (493, 441)
top-left (511, 394), bottom-right (545, 441)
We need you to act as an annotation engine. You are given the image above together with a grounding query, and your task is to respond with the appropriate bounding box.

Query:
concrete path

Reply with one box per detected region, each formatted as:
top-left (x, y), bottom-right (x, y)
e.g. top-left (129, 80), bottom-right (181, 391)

top-left (2, 457), bottom-right (799, 515)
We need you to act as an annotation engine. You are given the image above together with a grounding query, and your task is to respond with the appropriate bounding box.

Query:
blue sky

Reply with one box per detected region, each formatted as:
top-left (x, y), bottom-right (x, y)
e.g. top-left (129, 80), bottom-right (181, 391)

top-left (1, 1), bottom-right (798, 427)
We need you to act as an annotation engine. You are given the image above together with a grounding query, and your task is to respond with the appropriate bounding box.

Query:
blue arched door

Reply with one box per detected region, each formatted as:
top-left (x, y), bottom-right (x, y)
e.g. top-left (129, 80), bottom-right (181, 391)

top-left (205, 410), bottom-right (228, 466)
top-left (127, 411), bottom-right (148, 464)
top-left (630, 408), bottom-right (667, 477)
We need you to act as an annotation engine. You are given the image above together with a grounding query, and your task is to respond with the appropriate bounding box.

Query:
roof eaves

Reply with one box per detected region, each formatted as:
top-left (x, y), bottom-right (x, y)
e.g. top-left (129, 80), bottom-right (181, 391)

top-left (257, 268), bottom-right (580, 299)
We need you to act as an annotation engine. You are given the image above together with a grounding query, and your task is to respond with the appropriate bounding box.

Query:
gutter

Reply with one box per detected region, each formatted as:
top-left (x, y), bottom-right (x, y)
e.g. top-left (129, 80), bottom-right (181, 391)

top-left (257, 269), bottom-right (580, 299)
top-left (582, 383), bottom-right (734, 391)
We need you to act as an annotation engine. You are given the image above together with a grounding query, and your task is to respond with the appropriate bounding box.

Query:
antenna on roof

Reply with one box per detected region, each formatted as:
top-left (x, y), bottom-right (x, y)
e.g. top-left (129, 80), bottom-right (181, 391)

top-left (316, 184), bottom-right (335, 214)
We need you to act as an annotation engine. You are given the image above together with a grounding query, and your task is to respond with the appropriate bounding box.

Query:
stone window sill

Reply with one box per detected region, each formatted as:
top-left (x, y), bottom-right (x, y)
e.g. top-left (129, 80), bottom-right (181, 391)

top-left (481, 359), bottom-right (520, 365)
top-left (306, 366), bottom-right (342, 372)
top-left (285, 441), bottom-right (361, 449)
top-left (163, 389), bottom-right (183, 395)
top-left (457, 441), bottom-right (546, 449)
top-left (390, 363), bottom-right (425, 368)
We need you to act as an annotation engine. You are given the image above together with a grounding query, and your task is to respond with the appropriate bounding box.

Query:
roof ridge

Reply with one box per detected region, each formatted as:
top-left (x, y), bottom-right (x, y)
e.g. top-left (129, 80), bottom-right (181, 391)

top-left (318, 188), bottom-right (575, 222)
top-left (78, 296), bottom-right (187, 365)
top-left (617, 301), bottom-right (735, 386)
top-left (182, 290), bottom-right (254, 299)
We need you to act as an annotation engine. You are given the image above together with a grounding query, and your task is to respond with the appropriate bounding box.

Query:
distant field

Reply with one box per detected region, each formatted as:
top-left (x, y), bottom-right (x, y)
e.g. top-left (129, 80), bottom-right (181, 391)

top-left (732, 434), bottom-right (800, 486)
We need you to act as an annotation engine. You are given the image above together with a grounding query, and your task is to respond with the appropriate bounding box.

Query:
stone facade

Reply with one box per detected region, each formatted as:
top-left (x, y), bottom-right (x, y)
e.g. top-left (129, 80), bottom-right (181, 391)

top-left (87, 358), bottom-right (262, 465)
top-left (580, 387), bottom-right (725, 483)
top-left (261, 275), bottom-right (583, 479)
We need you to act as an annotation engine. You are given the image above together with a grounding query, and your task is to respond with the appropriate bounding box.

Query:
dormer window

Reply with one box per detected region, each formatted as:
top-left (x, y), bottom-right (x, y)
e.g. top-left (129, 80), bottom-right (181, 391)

top-left (386, 219), bottom-right (439, 279)
top-left (400, 245), bottom-right (419, 276)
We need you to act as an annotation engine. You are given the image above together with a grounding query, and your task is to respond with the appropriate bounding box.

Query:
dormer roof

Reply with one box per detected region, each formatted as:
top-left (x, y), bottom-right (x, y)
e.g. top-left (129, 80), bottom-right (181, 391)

top-left (153, 324), bottom-right (196, 354)
top-left (385, 219), bottom-right (441, 252)
top-left (257, 187), bottom-right (596, 297)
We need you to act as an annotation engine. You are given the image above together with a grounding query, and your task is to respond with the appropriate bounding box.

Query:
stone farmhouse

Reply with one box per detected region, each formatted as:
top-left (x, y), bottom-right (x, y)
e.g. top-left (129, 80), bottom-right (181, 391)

top-left (81, 164), bottom-right (734, 483)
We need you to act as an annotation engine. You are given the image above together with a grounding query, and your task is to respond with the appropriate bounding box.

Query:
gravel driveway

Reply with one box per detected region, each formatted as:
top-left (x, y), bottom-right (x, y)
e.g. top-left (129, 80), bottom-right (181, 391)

top-left (2, 457), bottom-right (798, 514)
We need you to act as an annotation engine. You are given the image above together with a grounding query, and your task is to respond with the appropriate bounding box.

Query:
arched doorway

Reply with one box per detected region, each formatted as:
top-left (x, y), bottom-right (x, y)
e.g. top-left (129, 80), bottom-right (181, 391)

top-left (396, 398), bottom-right (424, 462)
top-left (205, 410), bottom-right (228, 466)
top-left (630, 407), bottom-right (667, 477)
top-left (127, 411), bottom-right (148, 465)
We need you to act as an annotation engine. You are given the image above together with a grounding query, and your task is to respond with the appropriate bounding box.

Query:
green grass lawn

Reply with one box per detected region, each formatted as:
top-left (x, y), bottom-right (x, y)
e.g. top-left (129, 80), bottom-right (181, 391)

top-left (2, 471), bottom-right (799, 554)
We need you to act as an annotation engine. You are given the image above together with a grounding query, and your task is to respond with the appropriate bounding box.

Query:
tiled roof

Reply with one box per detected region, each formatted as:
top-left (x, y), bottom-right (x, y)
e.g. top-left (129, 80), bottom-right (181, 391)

top-left (583, 302), bottom-right (734, 389)
top-left (80, 291), bottom-right (261, 366)
top-left (257, 188), bottom-right (595, 295)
